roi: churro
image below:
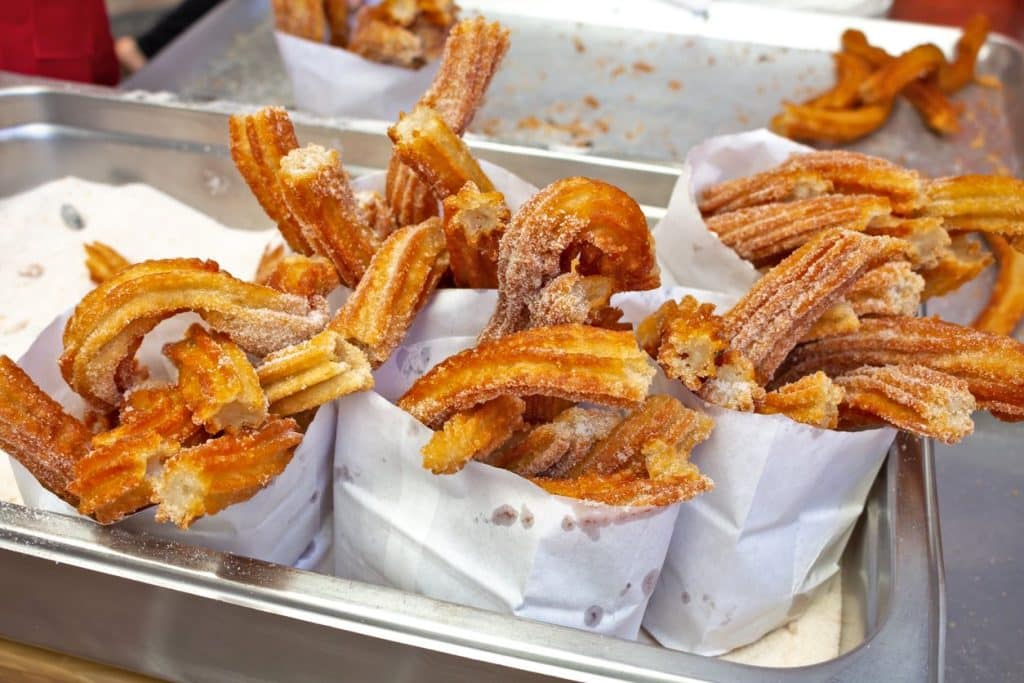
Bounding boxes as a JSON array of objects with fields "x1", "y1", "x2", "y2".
[{"x1": 421, "y1": 395, "x2": 525, "y2": 474}]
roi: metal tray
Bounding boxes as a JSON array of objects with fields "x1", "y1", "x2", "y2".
[{"x1": 0, "y1": 84, "x2": 943, "y2": 682}]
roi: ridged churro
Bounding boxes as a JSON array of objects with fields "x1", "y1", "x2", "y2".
[
  {"x1": 757, "y1": 371, "x2": 844, "y2": 429},
  {"x1": 84, "y1": 242, "x2": 131, "y2": 285},
  {"x1": 421, "y1": 395, "x2": 525, "y2": 474}
]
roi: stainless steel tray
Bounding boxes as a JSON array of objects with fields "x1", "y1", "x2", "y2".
[
  {"x1": 126, "y1": 0, "x2": 1023, "y2": 176},
  {"x1": 0, "y1": 84, "x2": 943, "y2": 682}
]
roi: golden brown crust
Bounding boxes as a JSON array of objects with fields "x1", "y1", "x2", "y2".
[
  {"x1": 706, "y1": 194, "x2": 892, "y2": 266},
  {"x1": 84, "y1": 242, "x2": 131, "y2": 285},
  {"x1": 780, "y1": 150, "x2": 923, "y2": 215},
  {"x1": 388, "y1": 105, "x2": 496, "y2": 201},
  {"x1": 723, "y1": 229, "x2": 906, "y2": 384},
  {"x1": 865, "y1": 216, "x2": 950, "y2": 269},
  {"x1": 495, "y1": 406, "x2": 620, "y2": 476},
  {"x1": 257, "y1": 329, "x2": 373, "y2": 415},
  {"x1": 398, "y1": 324, "x2": 655, "y2": 428},
  {"x1": 529, "y1": 467, "x2": 713, "y2": 508},
  {"x1": 920, "y1": 234, "x2": 993, "y2": 299},
  {"x1": 355, "y1": 190, "x2": 399, "y2": 243},
  {"x1": 480, "y1": 177, "x2": 658, "y2": 341},
  {"x1": 527, "y1": 272, "x2": 620, "y2": 330},
  {"x1": 270, "y1": 0, "x2": 326, "y2": 41},
  {"x1": 323, "y1": 0, "x2": 349, "y2": 47},
  {"x1": 757, "y1": 371, "x2": 844, "y2": 429},
  {"x1": 781, "y1": 315, "x2": 1024, "y2": 421},
  {"x1": 801, "y1": 301, "x2": 860, "y2": 343},
  {"x1": 154, "y1": 417, "x2": 303, "y2": 529},
  {"x1": 60, "y1": 258, "x2": 329, "y2": 408},
  {"x1": 847, "y1": 261, "x2": 924, "y2": 317},
  {"x1": 835, "y1": 364, "x2": 975, "y2": 443},
  {"x1": 349, "y1": 6, "x2": 426, "y2": 68},
  {"x1": 255, "y1": 252, "x2": 341, "y2": 299},
  {"x1": 441, "y1": 182, "x2": 509, "y2": 288},
  {"x1": 973, "y1": 235, "x2": 1024, "y2": 336},
  {"x1": 637, "y1": 296, "x2": 727, "y2": 391},
  {"x1": 329, "y1": 218, "x2": 448, "y2": 367},
  {"x1": 770, "y1": 101, "x2": 893, "y2": 145},
  {"x1": 277, "y1": 144, "x2": 379, "y2": 288},
  {"x1": 163, "y1": 324, "x2": 268, "y2": 434},
  {"x1": 696, "y1": 349, "x2": 766, "y2": 412},
  {"x1": 805, "y1": 51, "x2": 873, "y2": 110},
  {"x1": 567, "y1": 395, "x2": 713, "y2": 478},
  {"x1": 922, "y1": 176, "x2": 1024, "y2": 234},
  {"x1": 858, "y1": 44, "x2": 945, "y2": 105},
  {"x1": 386, "y1": 18, "x2": 510, "y2": 225},
  {"x1": 699, "y1": 169, "x2": 833, "y2": 217},
  {"x1": 229, "y1": 108, "x2": 312, "y2": 255},
  {"x1": 937, "y1": 14, "x2": 989, "y2": 93},
  {"x1": 0, "y1": 356, "x2": 91, "y2": 505},
  {"x1": 421, "y1": 395, "x2": 525, "y2": 474}
]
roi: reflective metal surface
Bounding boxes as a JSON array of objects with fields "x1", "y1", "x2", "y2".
[{"x1": 0, "y1": 85, "x2": 942, "y2": 682}]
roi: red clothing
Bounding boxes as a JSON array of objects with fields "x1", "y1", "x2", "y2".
[{"x1": 0, "y1": 0, "x2": 118, "y2": 85}]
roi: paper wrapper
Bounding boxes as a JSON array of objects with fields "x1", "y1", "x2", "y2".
[
  {"x1": 275, "y1": 31, "x2": 439, "y2": 119},
  {"x1": 638, "y1": 130, "x2": 897, "y2": 654},
  {"x1": 11, "y1": 312, "x2": 335, "y2": 569}
]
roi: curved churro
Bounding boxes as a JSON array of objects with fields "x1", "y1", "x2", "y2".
[
  {"x1": 698, "y1": 169, "x2": 833, "y2": 217},
  {"x1": 480, "y1": 177, "x2": 657, "y2": 341},
  {"x1": 858, "y1": 43, "x2": 945, "y2": 105},
  {"x1": 154, "y1": 417, "x2": 303, "y2": 528},
  {"x1": 805, "y1": 51, "x2": 873, "y2": 110},
  {"x1": 530, "y1": 468, "x2": 712, "y2": 507},
  {"x1": 771, "y1": 101, "x2": 892, "y2": 145},
  {"x1": 60, "y1": 258, "x2": 329, "y2": 408},
  {"x1": 938, "y1": 14, "x2": 990, "y2": 93},
  {"x1": 398, "y1": 324, "x2": 655, "y2": 428},
  {"x1": 973, "y1": 235, "x2": 1024, "y2": 335}
]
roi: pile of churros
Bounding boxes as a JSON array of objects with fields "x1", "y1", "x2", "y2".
[
  {"x1": 771, "y1": 15, "x2": 991, "y2": 142},
  {"x1": 271, "y1": 0, "x2": 458, "y2": 68},
  {"x1": 688, "y1": 149, "x2": 1024, "y2": 442}
]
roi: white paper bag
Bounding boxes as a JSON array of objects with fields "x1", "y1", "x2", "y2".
[
  {"x1": 275, "y1": 31, "x2": 440, "y2": 120},
  {"x1": 12, "y1": 311, "x2": 336, "y2": 568},
  {"x1": 332, "y1": 387, "x2": 682, "y2": 639},
  {"x1": 637, "y1": 130, "x2": 898, "y2": 654}
]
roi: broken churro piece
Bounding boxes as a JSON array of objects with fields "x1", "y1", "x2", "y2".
[
  {"x1": 164, "y1": 324, "x2": 268, "y2": 434},
  {"x1": 847, "y1": 261, "x2": 924, "y2": 317},
  {"x1": 758, "y1": 372, "x2": 844, "y2": 429},
  {"x1": 84, "y1": 242, "x2": 131, "y2": 284},
  {"x1": 421, "y1": 395, "x2": 525, "y2": 474},
  {"x1": 154, "y1": 417, "x2": 303, "y2": 529},
  {"x1": 835, "y1": 365, "x2": 975, "y2": 443},
  {"x1": 441, "y1": 182, "x2": 509, "y2": 288},
  {"x1": 637, "y1": 296, "x2": 727, "y2": 391},
  {"x1": 920, "y1": 234, "x2": 993, "y2": 299}
]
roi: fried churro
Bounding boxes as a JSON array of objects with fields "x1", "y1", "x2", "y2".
[
  {"x1": 255, "y1": 252, "x2": 341, "y2": 299},
  {"x1": 920, "y1": 234, "x2": 993, "y2": 299},
  {"x1": 154, "y1": 417, "x2": 303, "y2": 528},
  {"x1": 865, "y1": 216, "x2": 950, "y2": 269},
  {"x1": 421, "y1": 395, "x2": 525, "y2": 474},
  {"x1": 441, "y1": 181, "x2": 509, "y2": 288},
  {"x1": 527, "y1": 272, "x2": 620, "y2": 330},
  {"x1": 922, "y1": 175, "x2": 1024, "y2": 236},
  {"x1": 398, "y1": 324, "x2": 654, "y2": 428},
  {"x1": 229, "y1": 107, "x2": 311, "y2": 254},
  {"x1": 0, "y1": 356, "x2": 90, "y2": 505},
  {"x1": 780, "y1": 151, "x2": 923, "y2": 215},
  {"x1": 858, "y1": 43, "x2": 945, "y2": 105},
  {"x1": 257, "y1": 330, "x2": 373, "y2": 416},
  {"x1": 164, "y1": 324, "x2": 268, "y2": 434},
  {"x1": 781, "y1": 315, "x2": 1024, "y2": 421},
  {"x1": 757, "y1": 371, "x2": 844, "y2": 429},
  {"x1": 723, "y1": 229, "x2": 906, "y2": 384},
  {"x1": 60, "y1": 258, "x2": 329, "y2": 408},
  {"x1": 805, "y1": 51, "x2": 873, "y2": 110},
  {"x1": 270, "y1": 0, "x2": 325, "y2": 42},
  {"x1": 84, "y1": 242, "x2": 131, "y2": 285},
  {"x1": 835, "y1": 364, "x2": 975, "y2": 443},
  {"x1": 847, "y1": 261, "x2": 924, "y2": 317},
  {"x1": 705, "y1": 194, "x2": 891, "y2": 266},
  {"x1": 698, "y1": 169, "x2": 833, "y2": 217},
  {"x1": 480, "y1": 177, "x2": 657, "y2": 341},
  {"x1": 496, "y1": 406, "x2": 620, "y2": 476},
  {"x1": 386, "y1": 18, "x2": 510, "y2": 225},
  {"x1": 770, "y1": 101, "x2": 893, "y2": 145},
  {"x1": 973, "y1": 235, "x2": 1024, "y2": 335},
  {"x1": 278, "y1": 144, "x2": 379, "y2": 288},
  {"x1": 938, "y1": 14, "x2": 990, "y2": 93},
  {"x1": 388, "y1": 104, "x2": 495, "y2": 200},
  {"x1": 329, "y1": 218, "x2": 448, "y2": 367},
  {"x1": 637, "y1": 296, "x2": 726, "y2": 391},
  {"x1": 530, "y1": 467, "x2": 712, "y2": 507}
]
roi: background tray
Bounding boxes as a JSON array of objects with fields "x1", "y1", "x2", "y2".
[{"x1": 0, "y1": 83, "x2": 942, "y2": 682}]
